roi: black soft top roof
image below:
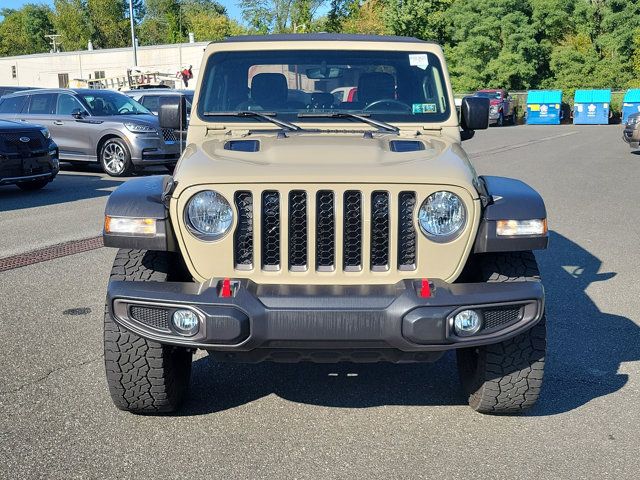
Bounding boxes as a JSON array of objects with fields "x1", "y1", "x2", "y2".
[{"x1": 221, "y1": 33, "x2": 436, "y2": 45}]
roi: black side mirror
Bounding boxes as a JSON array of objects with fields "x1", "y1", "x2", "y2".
[
  {"x1": 71, "y1": 108, "x2": 86, "y2": 119},
  {"x1": 461, "y1": 96, "x2": 490, "y2": 131},
  {"x1": 158, "y1": 95, "x2": 187, "y2": 131}
]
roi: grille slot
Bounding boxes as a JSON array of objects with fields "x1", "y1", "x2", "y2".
[
  {"x1": 234, "y1": 191, "x2": 253, "y2": 269},
  {"x1": 130, "y1": 306, "x2": 170, "y2": 331},
  {"x1": 261, "y1": 191, "x2": 281, "y2": 270},
  {"x1": 482, "y1": 306, "x2": 523, "y2": 331},
  {"x1": 316, "y1": 191, "x2": 335, "y2": 271},
  {"x1": 288, "y1": 190, "x2": 308, "y2": 270},
  {"x1": 398, "y1": 191, "x2": 417, "y2": 270},
  {"x1": 370, "y1": 191, "x2": 390, "y2": 270},
  {"x1": 343, "y1": 190, "x2": 363, "y2": 271}
]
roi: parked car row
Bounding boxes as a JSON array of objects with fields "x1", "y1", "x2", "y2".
[{"x1": 0, "y1": 88, "x2": 189, "y2": 183}]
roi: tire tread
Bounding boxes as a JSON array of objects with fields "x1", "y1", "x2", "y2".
[{"x1": 104, "y1": 249, "x2": 191, "y2": 414}]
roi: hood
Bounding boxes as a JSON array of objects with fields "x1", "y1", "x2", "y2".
[
  {"x1": 489, "y1": 99, "x2": 502, "y2": 106},
  {"x1": 173, "y1": 131, "x2": 479, "y2": 197},
  {"x1": 92, "y1": 113, "x2": 159, "y2": 126},
  {"x1": 0, "y1": 119, "x2": 41, "y2": 132}
]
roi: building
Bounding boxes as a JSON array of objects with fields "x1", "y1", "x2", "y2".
[{"x1": 0, "y1": 42, "x2": 208, "y2": 91}]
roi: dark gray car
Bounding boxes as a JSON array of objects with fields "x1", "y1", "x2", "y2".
[{"x1": 0, "y1": 88, "x2": 181, "y2": 176}]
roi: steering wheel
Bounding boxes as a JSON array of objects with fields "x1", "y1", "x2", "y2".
[
  {"x1": 364, "y1": 99, "x2": 411, "y2": 112},
  {"x1": 118, "y1": 106, "x2": 132, "y2": 114}
]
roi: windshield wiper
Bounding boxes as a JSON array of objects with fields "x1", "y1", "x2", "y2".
[
  {"x1": 297, "y1": 112, "x2": 399, "y2": 133},
  {"x1": 203, "y1": 111, "x2": 303, "y2": 132}
]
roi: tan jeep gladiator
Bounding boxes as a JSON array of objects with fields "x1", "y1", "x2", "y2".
[{"x1": 102, "y1": 34, "x2": 548, "y2": 415}]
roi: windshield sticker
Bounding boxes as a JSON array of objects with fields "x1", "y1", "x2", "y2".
[
  {"x1": 412, "y1": 103, "x2": 437, "y2": 114},
  {"x1": 409, "y1": 54, "x2": 429, "y2": 70}
]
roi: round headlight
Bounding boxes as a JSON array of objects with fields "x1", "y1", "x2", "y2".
[
  {"x1": 185, "y1": 190, "x2": 233, "y2": 240},
  {"x1": 418, "y1": 191, "x2": 466, "y2": 241}
]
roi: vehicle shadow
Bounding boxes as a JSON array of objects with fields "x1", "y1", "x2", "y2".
[
  {"x1": 0, "y1": 172, "x2": 124, "y2": 212},
  {"x1": 182, "y1": 230, "x2": 639, "y2": 416}
]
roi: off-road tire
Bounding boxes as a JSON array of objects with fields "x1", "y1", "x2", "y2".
[
  {"x1": 457, "y1": 251, "x2": 546, "y2": 414},
  {"x1": 104, "y1": 249, "x2": 192, "y2": 414},
  {"x1": 17, "y1": 179, "x2": 49, "y2": 190}
]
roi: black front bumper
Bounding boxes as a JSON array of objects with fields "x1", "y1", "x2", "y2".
[
  {"x1": 108, "y1": 279, "x2": 544, "y2": 363},
  {"x1": 0, "y1": 148, "x2": 59, "y2": 186}
]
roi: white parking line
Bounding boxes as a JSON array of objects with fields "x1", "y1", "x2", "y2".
[{"x1": 469, "y1": 131, "x2": 579, "y2": 158}]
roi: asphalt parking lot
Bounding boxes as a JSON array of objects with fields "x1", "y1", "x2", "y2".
[{"x1": 1, "y1": 124, "x2": 639, "y2": 479}]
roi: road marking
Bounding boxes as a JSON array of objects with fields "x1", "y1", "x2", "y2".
[
  {"x1": 469, "y1": 131, "x2": 579, "y2": 158},
  {"x1": 0, "y1": 236, "x2": 103, "y2": 272}
]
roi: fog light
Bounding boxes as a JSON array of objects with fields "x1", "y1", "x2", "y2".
[
  {"x1": 453, "y1": 310, "x2": 482, "y2": 336},
  {"x1": 172, "y1": 309, "x2": 199, "y2": 336}
]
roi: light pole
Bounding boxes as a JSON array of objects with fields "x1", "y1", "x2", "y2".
[{"x1": 129, "y1": 0, "x2": 137, "y2": 66}]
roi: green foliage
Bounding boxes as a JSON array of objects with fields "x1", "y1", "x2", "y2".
[
  {"x1": 52, "y1": 0, "x2": 93, "y2": 52},
  {"x1": 340, "y1": 0, "x2": 389, "y2": 35},
  {"x1": 183, "y1": 1, "x2": 244, "y2": 41},
  {"x1": 2, "y1": 0, "x2": 640, "y2": 95},
  {"x1": 325, "y1": 0, "x2": 350, "y2": 33},
  {"x1": 0, "y1": 5, "x2": 54, "y2": 56},
  {"x1": 86, "y1": 0, "x2": 129, "y2": 48},
  {"x1": 384, "y1": 0, "x2": 453, "y2": 44}
]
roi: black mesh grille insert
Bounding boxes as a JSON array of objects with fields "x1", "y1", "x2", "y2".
[
  {"x1": 130, "y1": 306, "x2": 170, "y2": 331},
  {"x1": 482, "y1": 306, "x2": 522, "y2": 331},
  {"x1": 161, "y1": 128, "x2": 178, "y2": 142},
  {"x1": 316, "y1": 191, "x2": 335, "y2": 270},
  {"x1": 261, "y1": 191, "x2": 280, "y2": 269},
  {"x1": 234, "y1": 191, "x2": 253, "y2": 268},
  {"x1": 370, "y1": 191, "x2": 390, "y2": 269},
  {"x1": 2, "y1": 132, "x2": 45, "y2": 151},
  {"x1": 398, "y1": 192, "x2": 417, "y2": 269},
  {"x1": 343, "y1": 191, "x2": 362, "y2": 270},
  {"x1": 288, "y1": 190, "x2": 308, "y2": 269}
]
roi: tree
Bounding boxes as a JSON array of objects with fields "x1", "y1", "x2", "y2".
[
  {"x1": 384, "y1": 0, "x2": 453, "y2": 44},
  {"x1": 340, "y1": 0, "x2": 389, "y2": 35},
  {"x1": 138, "y1": 0, "x2": 183, "y2": 44},
  {"x1": 445, "y1": 0, "x2": 545, "y2": 91},
  {"x1": 183, "y1": 0, "x2": 244, "y2": 41},
  {"x1": 239, "y1": 0, "x2": 324, "y2": 33},
  {"x1": 52, "y1": 0, "x2": 93, "y2": 51},
  {"x1": 0, "y1": 5, "x2": 54, "y2": 56},
  {"x1": 86, "y1": 0, "x2": 129, "y2": 48},
  {"x1": 325, "y1": 0, "x2": 350, "y2": 32}
]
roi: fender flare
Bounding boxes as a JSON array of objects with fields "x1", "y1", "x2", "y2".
[
  {"x1": 103, "y1": 175, "x2": 177, "y2": 251},
  {"x1": 473, "y1": 176, "x2": 548, "y2": 253}
]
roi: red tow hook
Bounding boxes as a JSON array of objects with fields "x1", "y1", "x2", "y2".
[
  {"x1": 220, "y1": 278, "x2": 233, "y2": 298},
  {"x1": 419, "y1": 278, "x2": 432, "y2": 298}
]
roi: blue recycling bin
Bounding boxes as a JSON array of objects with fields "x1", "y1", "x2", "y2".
[
  {"x1": 526, "y1": 90, "x2": 562, "y2": 125},
  {"x1": 573, "y1": 89, "x2": 610, "y2": 124},
  {"x1": 622, "y1": 89, "x2": 640, "y2": 123}
]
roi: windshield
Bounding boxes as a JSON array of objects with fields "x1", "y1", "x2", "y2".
[
  {"x1": 198, "y1": 50, "x2": 451, "y2": 124},
  {"x1": 80, "y1": 91, "x2": 151, "y2": 116},
  {"x1": 476, "y1": 91, "x2": 502, "y2": 99}
]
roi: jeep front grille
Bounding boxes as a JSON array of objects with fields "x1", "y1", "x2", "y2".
[{"x1": 233, "y1": 188, "x2": 418, "y2": 273}]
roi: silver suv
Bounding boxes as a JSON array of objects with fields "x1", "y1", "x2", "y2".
[{"x1": 0, "y1": 88, "x2": 181, "y2": 176}]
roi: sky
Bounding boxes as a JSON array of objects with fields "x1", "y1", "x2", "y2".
[{"x1": 1, "y1": 1, "x2": 245, "y2": 23}]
